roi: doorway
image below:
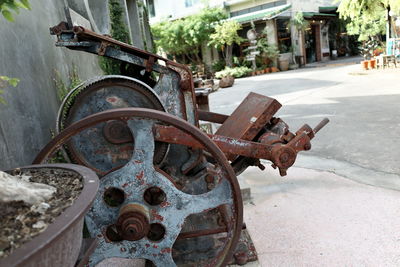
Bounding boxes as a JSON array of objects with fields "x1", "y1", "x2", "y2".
[{"x1": 305, "y1": 24, "x2": 321, "y2": 63}]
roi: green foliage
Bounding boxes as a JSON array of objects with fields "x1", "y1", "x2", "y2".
[
  {"x1": 257, "y1": 38, "x2": 279, "y2": 60},
  {"x1": 360, "y1": 39, "x2": 380, "y2": 59},
  {"x1": 209, "y1": 20, "x2": 244, "y2": 48},
  {"x1": 209, "y1": 20, "x2": 244, "y2": 67},
  {"x1": 212, "y1": 59, "x2": 226, "y2": 72},
  {"x1": 0, "y1": 0, "x2": 30, "y2": 21},
  {"x1": 47, "y1": 130, "x2": 68, "y2": 163},
  {"x1": 151, "y1": 7, "x2": 227, "y2": 63},
  {"x1": 53, "y1": 66, "x2": 82, "y2": 102},
  {"x1": 99, "y1": 0, "x2": 131, "y2": 74},
  {"x1": 289, "y1": 12, "x2": 309, "y2": 31},
  {"x1": 0, "y1": 1, "x2": 28, "y2": 105},
  {"x1": 0, "y1": 76, "x2": 19, "y2": 105},
  {"x1": 337, "y1": 0, "x2": 387, "y2": 41},
  {"x1": 215, "y1": 66, "x2": 251, "y2": 79}
]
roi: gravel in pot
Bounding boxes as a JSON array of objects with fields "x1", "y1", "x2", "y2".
[{"x1": 0, "y1": 164, "x2": 98, "y2": 267}]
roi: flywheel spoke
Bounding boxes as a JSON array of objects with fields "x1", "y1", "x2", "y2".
[{"x1": 127, "y1": 118, "x2": 156, "y2": 169}]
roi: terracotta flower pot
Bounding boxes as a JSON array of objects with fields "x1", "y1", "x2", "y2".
[
  {"x1": 369, "y1": 59, "x2": 376, "y2": 69},
  {"x1": 362, "y1": 60, "x2": 369, "y2": 70},
  {"x1": 270, "y1": 67, "x2": 279, "y2": 73},
  {"x1": 265, "y1": 68, "x2": 270, "y2": 73}
]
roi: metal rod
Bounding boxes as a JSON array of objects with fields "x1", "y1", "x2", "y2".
[{"x1": 313, "y1": 118, "x2": 329, "y2": 134}]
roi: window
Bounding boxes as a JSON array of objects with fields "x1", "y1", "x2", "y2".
[
  {"x1": 146, "y1": 0, "x2": 155, "y2": 17},
  {"x1": 185, "y1": 0, "x2": 200, "y2": 8}
]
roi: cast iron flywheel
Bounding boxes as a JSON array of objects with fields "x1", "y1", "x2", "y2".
[{"x1": 34, "y1": 108, "x2": 243, "y2": 267}]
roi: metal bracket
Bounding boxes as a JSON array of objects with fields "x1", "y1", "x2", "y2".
[
  {"x1": 145, "y1": 56, "x2": 155, "y2": 73},
  {"x1": 97, "y1": 41, "x2": 110, "y2": 56}
]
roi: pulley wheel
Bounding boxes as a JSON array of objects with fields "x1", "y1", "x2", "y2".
[{"x1": 57, "y1": 76, "x2": 168, "y2": 176}]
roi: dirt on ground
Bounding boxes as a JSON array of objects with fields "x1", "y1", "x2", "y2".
[{"x1": 0, "y1": 168, "x2": 83, "y2": 258}]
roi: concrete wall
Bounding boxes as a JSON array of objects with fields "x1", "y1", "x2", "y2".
[
  {"x1": 288, "y1": 0, "x2": 336, "y2": 12},
  {"x1": 0, "y1": 0, "x2": 102, "y2": 170},
  {"x1": 228, "y1": 0, "x2": 276, "y2": 13},
  {"x1": 150, "y1": 0, "x2": 224, "y2": 24}
]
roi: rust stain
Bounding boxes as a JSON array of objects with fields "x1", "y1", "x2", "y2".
[
  {"x1": 136, "y1": 170, "x2": 144, "y2": 180},
  {"x1": 150, "y1": 209, "x2": 164, "y2": 221},
  {"x1": 160, "y1": 201, "x2": 171, "y2": 208},
  {"x1": 106, "y1": 97, "x2": 117, "y2": 103},
  {"x1": 161, "y1": 247, "x2": 171, "y2": 253}
]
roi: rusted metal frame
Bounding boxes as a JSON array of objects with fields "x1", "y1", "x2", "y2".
[
  {"x1": 72, "y1": 26, "x2": 167, "y2": 63},
  {"x1": 55, "y1": 29, "x2": 196, "y2": 125},
  {"x1": 154, "y1": 125, "x2": 274, "y2": 161},
  {"x1": 177, "y1": 223, "x2": 246, "y2": 240},
  {"x1": 198, "y1": 110, "x2": 229, "y2": 124},
  {"x1": 56, "y1": 39, "x2": 169, "y2": 75},
  {"x1": 166, "y1": 62, "x2": 199, "y2": 127}
]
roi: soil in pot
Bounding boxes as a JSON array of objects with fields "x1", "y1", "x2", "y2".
[{"x1": 0, "y1": 168, "x2": 83, "y2": 258}]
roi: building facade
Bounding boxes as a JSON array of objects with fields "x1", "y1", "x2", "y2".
[
  {"x1": 225, "y1": 0, "x2": 338, "y2": 64},
  {"x1": 148, "y1": 0, "x2": 340, "y2": 65}
]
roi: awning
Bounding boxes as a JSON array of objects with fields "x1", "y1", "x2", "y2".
[
  {"x1": 302, "y1": 12, "x2": 337, "y2": 18},
  {"x1": 319, "y1": 6, "x2": 338, "y2": 13},
  {"x1": 229, "y1": 3, "x2": 292, "y2": 24}
]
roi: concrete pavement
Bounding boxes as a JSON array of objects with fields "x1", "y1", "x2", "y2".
[
  {"x1": 241, "y1": 166, "x2": 400, "y2": 267},
  {"x1": 209, "y1": 61, "x2": 400, "y2": 266},
  {"x1": 210, "y1": 61, "x2": 400, "y2": 190}
]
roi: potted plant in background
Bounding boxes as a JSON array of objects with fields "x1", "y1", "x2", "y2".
[
  {"x1": 257, "y1": 37, "x2": 280, "y2": 73},
  {"x1": 360, "y1": 39, "x2": 379, "y2": 70}
]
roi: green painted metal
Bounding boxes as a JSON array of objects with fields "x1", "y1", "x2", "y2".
[
  {"x1": 302, "y1": 12, "x2": 337, "y2": 18},
  {"x1": 229, "y1": 3, "x2": 291, "y2": 24}
]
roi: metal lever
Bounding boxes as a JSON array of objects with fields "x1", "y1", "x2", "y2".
[{"x1": 313, "y1": 118, "x2": 329, "y2": 135}]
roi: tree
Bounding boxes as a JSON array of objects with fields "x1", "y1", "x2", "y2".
[
  {"x1": 0, "y1": 0, "x2": 30, "y2": 21},
  {"x1": 336, "y1": 0, "x2": 399, "y2": 41},
  {"x1": 209, "y1": 20, "x2": 244, "y2": 67},
  {"x1": 151, "y1": 7, "x2": 227, "y2": 64},
  {"x1": 0, "y1": 0, "x2": 29, "y2": 104}
]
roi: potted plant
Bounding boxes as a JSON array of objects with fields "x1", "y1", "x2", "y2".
[
  {"x1": 257, "y1": 38, "x2": 280, "y2": 72},
  {"x1": 361, "y1": 39, "x2": 379, "y2": 70},
  {"x1": 0, "y1": 164, "x2": 99, "y2": 267}
]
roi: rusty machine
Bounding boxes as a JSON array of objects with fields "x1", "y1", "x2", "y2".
[{"x1": 33, "y1": 20, "x2": 329, "y2": 266}]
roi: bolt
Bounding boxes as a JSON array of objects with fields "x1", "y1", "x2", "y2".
[
  {"x1": 280, "y1": 152, "x2": 289, "y2": 163},
  {"x1": 205, "y1": 174, "x2": 214, "y2": 183},
  {"x1": 304, "y1": 142, "x2": 312, "y2": 150},
  {"x1": 234, "y1": 252, "x2": 248, "y2": 265}
]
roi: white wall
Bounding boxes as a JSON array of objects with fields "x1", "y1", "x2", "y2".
[
  {"x1": 149, "y1": 0, "x2": 224, "y2": 24},
  {"x1": 288, "y1": 0, "x2": 336, "y2": 13}
]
